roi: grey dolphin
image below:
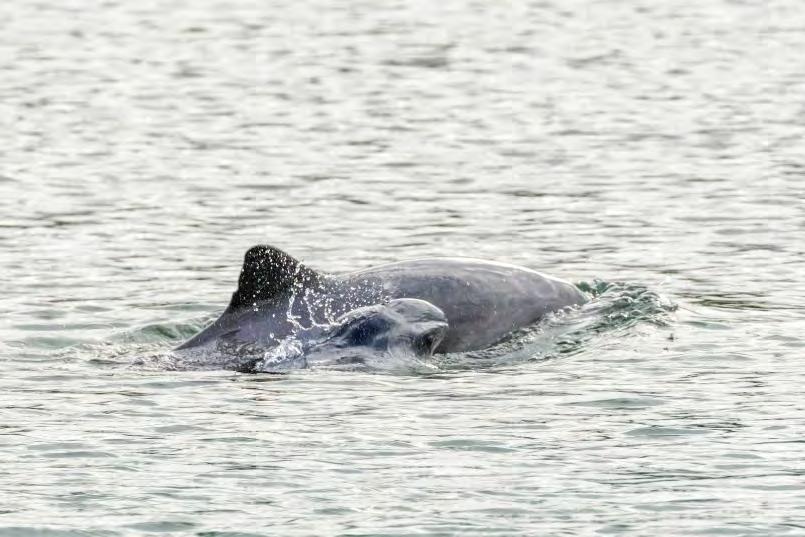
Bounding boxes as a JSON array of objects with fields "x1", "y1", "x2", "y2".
[
  {"x1": 249, "y1": 298, "x2": 448, "y2": 372},
  {"x1": 178, "y1": 245, "x2": 587, "y2": 354}
]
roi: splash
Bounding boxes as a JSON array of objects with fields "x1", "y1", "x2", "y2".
[{"x1": 252, "y1": 338, "x2": 307, "y2": 373}]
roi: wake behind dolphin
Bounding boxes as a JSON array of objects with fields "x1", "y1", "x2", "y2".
[{"x1": 175, "y1": 245, "x2": 588, "y2": 371}]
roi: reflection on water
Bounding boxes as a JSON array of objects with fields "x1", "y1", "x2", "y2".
[{"x1": 2, "y1": 0, "x2": 804, "y2": 535}]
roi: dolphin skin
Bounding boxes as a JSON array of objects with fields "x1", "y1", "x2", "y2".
[{"x1": 178, "y1": 245, "x2": 588, "y2": 360}]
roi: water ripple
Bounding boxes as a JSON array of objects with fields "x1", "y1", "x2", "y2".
[{"x1": 2, "y1": 0, "x2": 804, "y2": 535}]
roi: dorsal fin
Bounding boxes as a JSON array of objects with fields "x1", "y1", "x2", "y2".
[{"x1": 226, "y1": 245, "x2": 320, "y2": 312}]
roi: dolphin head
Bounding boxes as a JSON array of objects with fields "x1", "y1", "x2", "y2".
[
  {"x1": 327, "y1": 298, "x2": 448, "y2": 358},
  {"x1": 253, "y1": 298, "x2": 448, "y2": 372}
]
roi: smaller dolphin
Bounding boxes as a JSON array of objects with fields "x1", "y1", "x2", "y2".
[{"x1": 249, "y1": 298, "x2": 448, "y2": 373}]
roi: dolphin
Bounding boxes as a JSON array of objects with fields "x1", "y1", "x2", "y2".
[
  {"x1": 246, "y1": 298, "x2": 448, "y2": 373},
  {"x1": 178, "y1": 245, "x2": 587, "y2": 359}
]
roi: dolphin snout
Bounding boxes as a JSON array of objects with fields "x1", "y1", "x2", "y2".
[{"x1": 414, "y1": 322, "x2": 448, "y2": 356}]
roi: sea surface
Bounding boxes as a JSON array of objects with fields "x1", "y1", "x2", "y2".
[{"x1": 1, "y1": 0, "x2": 804, "y2": 535}]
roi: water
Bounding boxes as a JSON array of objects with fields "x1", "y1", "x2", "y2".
[{"x1": 1, "y1": 0, "x2": 804, "y2": 534}]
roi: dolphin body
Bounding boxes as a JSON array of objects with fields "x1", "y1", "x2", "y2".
[{"x1": 178, "y1": 245, "x2": 587, "y2": 360}]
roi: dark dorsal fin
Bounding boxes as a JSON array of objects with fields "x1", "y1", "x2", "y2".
[{"x1": 226, "y1": 245, "x2": 321, "y2": 312}]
